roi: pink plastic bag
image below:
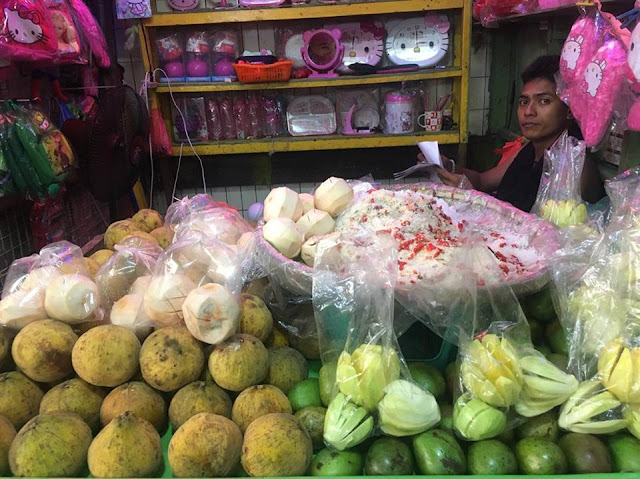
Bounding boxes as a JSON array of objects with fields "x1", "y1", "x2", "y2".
[
  {"x1": 0, "y1": 0, "x2": 58, "y2": 62},
  {"x1": 150, "y1": 107, "x2": 171, "y2": 156},
  {"x1": 66, "y1": 0, "x2": 110, "y2": 68},
  {"x1": 560, "y1": 16, "x2": 598, "y2": 91},
  {"x1": 44, "y1": 0, "x2": 84, "y2": 64}
]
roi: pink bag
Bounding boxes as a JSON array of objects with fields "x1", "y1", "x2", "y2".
[
  {"x1": 560, "y1": 16, "x2": 598, "y2": 88},
  {"x1": 0, "y1": 0, "x2": 58, "y2": 62},
  {"x1": 66, "y1": 0, "x2": 110, "y2": 68},
  {"x1": 150, "y1": 107, "x2": 171, "y2": 156}
]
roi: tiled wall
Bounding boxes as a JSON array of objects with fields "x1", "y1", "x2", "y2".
[{"x1": 468, "y1": 32, "x2": 492, "y2": 136}]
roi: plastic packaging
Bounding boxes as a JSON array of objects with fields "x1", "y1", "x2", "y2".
[
  {"x1": 165, "y1": 193, "x2": 232, "y2": 229},
  {"x1": 138, "y1": 231, "x2": 242, "y2": 342},
  {"x1": 156, "y1": 33, "x2": 185, "y2": 81},
  {"x1": 205, "y1": 97, "x2": 223, "y2": 141},
  {"x1": 185, "y1": 31, "x2": 210, "y2": 81},
  {"x1": 472, "y1": 0, "x2": 536, "y2": 26},
  {"x1": 531, "y1": 132, "x2": 588, "y2": 228},
  {"x1": 312, "y1": 232, "x2": 440, "y2": 449},
  {"x1": 45, "y1": 0, "x2": 83, "y2": 64},
  {"x1": 247, "y1": 93, "x2": 263, "y2": 139},
  {"x1": 210, "y1": 30, "x2": 239, "y2": 79},
  {"x1": 172, "y1": 96, "x2": 208, "y2": 142},
  {"x1": 233, "y1": 95, "x2": 249, "y2": 140},
  {"x1": 173, "y1": 205, "x2": 253, "y2": 245},
  {"x1": 262, "y1": 96, "x2": 282, "y2": 137},
  {"x1": 0, "y1": 0, "x2": 58, "y2": 63},
  {"x1": 286, "y1": 95, "x2": 336, "y2": 136},
  {"x1": 218, "y1": 97, "x2": 237, "y2": 140},
  {"x1": 66, "y1": 0, "x2": 110, "y2": 68},
  {"x1": 150, "y1": 107, "x2": 172, "y2": 156},
  {"x1": 0, "y1": 240, "x2": 99, "y2": 329}
]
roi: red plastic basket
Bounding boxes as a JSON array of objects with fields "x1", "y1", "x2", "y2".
[{"x1": 233, "y1": 60, "x2": 293, "y2": 83}]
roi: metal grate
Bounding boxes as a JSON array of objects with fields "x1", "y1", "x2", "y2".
[{"x1": 0, "y1": 204, "x2": 34, "y2": 288}]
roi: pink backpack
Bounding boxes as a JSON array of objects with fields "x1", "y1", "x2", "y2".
[{"x1": 0, "y1": 0, "x2": 58, "y2": 62}]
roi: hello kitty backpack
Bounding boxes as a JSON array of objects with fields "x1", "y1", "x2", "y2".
[{"x1": 0, "y1": 0, "x2": 58, "y2": 62}]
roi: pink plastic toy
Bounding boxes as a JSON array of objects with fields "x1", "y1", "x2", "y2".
[
  {"x1": 301, "y1": 28, "x2": 344, "y2": 78},
  {"x1": 0, "y1": 0, "x2": 58, "y2": 62},
  {"x1": 186, "y1": 31, "x2": 209, "y2": 79},
  {"x1": 67, "y1": 0, "x2": 110, "y2": 67},
  {"x1": 233, "y1": 97, "x2": 249, "y2": 140},
  {"x1": 157, "y1": 34, "x2": 184, "y2": 79},
  {"x1": 219, "y1": 97, "x2": 236, "y2": 140},
  {"x1": 570, "y1": 38, "x2": 628, "y2": 146}
]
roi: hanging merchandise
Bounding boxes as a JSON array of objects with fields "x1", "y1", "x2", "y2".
[
  {"x1": 0, "y1": 0, "x2": 58, "y2": 63},
  {"x1": 624, "y1": 6, "x2": 640, "y2": 131},
  {"x1": 116, "y1": 0, "x2": 151, "y2": 19},
  {"x1": 150, "y1": 107, "x2": 172, "y2": 156},
  {"x1": 559, "y1": 4, "x2": 630, "y2": 147},
  {"x1": 473, "y1": 0, "x2": 536, "y2": 26},
  {"x1": 531, "y1": 132, "x2": 588, "y2": 228},
  {"x1": 44, "y1": 0, "x2": 81, "y2": 61},
  {"x1": 66, "y1": 0, "x2": 110, "y2": 68}
]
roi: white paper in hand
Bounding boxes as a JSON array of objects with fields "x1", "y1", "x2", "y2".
[{"x1": 418, "y1": 141, "x2": 442, "y2": 167}]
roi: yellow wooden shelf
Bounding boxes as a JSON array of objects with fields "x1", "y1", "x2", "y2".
[
  {"x1": 171, "y1": 130, "x2": 460, "y2": 155},
  {"x1": 153, "y1": 67, "x2": 462, "y2": 93},
  {"x1": 145, "y1": 0, "x2": 463, "y2": 26}
]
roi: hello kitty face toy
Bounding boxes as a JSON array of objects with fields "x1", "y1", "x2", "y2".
[
  {"x1": 385, "y1": 14, "x2": 450, "y2": 68},
  {"x1": 562, "y1": 35, "x2": 583, "y2": 71},
  {"x1": 168, "y1": 0, "x2": 199, "y2": 11},
  {"x1": 0, "y1": 2, "x2": 58, "y2": 62},
  {"x1": 325, "y1": 21, "x2": 384, "y2": 74},
  {"x1": 584, "y1": 58, "x2": 605, "y2": 97},
  {"x1": 301, "y1": 28, "x2": 344, "y2": 78},
  {"x1": 560, "y1": 17, "x2": 597, "y2": 87}
]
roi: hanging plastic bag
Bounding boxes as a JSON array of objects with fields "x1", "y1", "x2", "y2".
[
  {"x1": 138, "y1": 231, "x2": 242, "y2": 345},
  {"x1": 448, "y1": 241, "x2": 578, "y2": 441},
  {"x1": 66, "y1": 0, "x2": 110, "y2": 68},
  {"x1": 531, "y1": 132, "x2": 588, "y2": 228},
  {"x1": 150, "y1": 107, "x2": 171, "y2": 156},
  {"x1": 0, "y1": 0, "x2": 58, "y2": 63},
  {"x1": 313, "y1": 232, "x2": 440, "y2": 451},
  {"x1": 43, "y1": 0, "x2": 84, "y2": 64},
  {"x1": 0, "y1": 240, "x2": 101, "y2": 329}
]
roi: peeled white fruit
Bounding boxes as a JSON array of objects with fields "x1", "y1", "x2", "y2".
[
  {"x1": 314, "y1": 177, "x2": 354, "y2": 217},
  {"x1": 263, "y1": 218, "x2": 304, "y2": 259},
  {"x1": 15, "y1": 266, "x2": 62, "y2": 293},
  {"x1": 296, "y1": 209, "x2": 335, "y2": 240},
  {"x1": 0, "y1": 289, "x2": 48, "y2": 329},
  {"x1": 263, "y1": 187, "x2": 303, "y2": 222},
  {"x1": 143, "y1": 274, "x2": 196, "y2": 326},
  {"x1": 301, "y1": 232, "x2": 341, "y2": 267},
  {"x1": 182, "y1": 283, "x2": 239, "y2": 345},
  {"x1": 110, "y1": 294, "x2": 153, "y2": 340},
  {"x1": 44, "y1": 274, "x2": 99, "y2": 323},
  {"x1": 129, "y1": 275, "x2": 151, "y2": 296},
  {"x1": 299, "y1": 193, "x2": 315, "y2": 214}
]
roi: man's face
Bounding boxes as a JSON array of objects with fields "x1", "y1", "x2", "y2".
[{"x1": 518, "y1": 78, "x2": 569, "y2": 142}]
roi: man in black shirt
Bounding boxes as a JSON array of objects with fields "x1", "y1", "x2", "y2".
[{"x1": 435, "y1": 55, "x2": 605, "y2": 212}]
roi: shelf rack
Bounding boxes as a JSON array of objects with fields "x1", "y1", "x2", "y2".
[{"x1": 139, "y1": 0, "x2": 471, "y2": 156}]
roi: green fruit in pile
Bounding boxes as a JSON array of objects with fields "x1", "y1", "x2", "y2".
[
  {"x1": 11, "y1": 319, "x2": 77, "y2": 383},
  {"x1": 169, "y1": 381, "x2": 232, "y2": 430},
  {"x1": 140, "y1": 326, "x2": 204, "y2": 392},
  {"x1": 209, "y1": 334, "x2": 269, "y2": 392},
  {"x1": 241, "y1": 413, "x2": 313, "y2": 477},
  {"x1": 88, "y1": 411, "x2": 163, "y2": 478},
  {"x1": 288, "y1": 378, "x2": 322, "y2": 411},
  {"x1": 438, "y1": 404, "x2": 453, "y2": 432},
  {"x1": 295, "y1": 406, "x2": 326, "y2": 450},
  {"x1": 528, "y1": 319, "x2": 544, "y2": 345},
  {"x1": 558, "y1": 432, "x2": 612, "y2": 473},
  {"x1": 9, "y1": 412, "x2": 92, "y2": 477},
  {"x1": 319, "y1": 362, "x2": 337, "y2": 407},
  {"x1": 364, "y1": 437, "x2": 414, "y2": 476},
  {"x1": 521, "y1": 288, "x2": 556, "y2": 323},
  {"x1": 267, "y1": 347, "x2": 309, "y2": 394},
  {"x1": 545, "y1": 321, "x2": 568, "y2": 356},
  {"x1": 100, "y1": 381, "x2": 167, "y2": 432},
  {"x1": 168, "y1": 413, "x2": 243, "y2": 477},
  {"x1": 39, "y1": 379, "x2": 105, "y2": 434},
  {"x1": 516, "y1": 411, "x2": 559, "y2": 442},
  {"x1": 72, "y1": 324, "x2": 141, "y2": 387},
  {"x1": 467, "y1": 440, "x2": 518, "y2": 475},
  {"x1": 413, "y1": 429, "x2": 466, "y2": 475},
  {"x1": 0, "y1": 371, "x2": 43, "y2": 430},
  {"x1": 444, "y1": 361, "x2": 459, "y2": 397},
  {"x1": 515, "y1": 437, "x2": 567, "y2": 475},
  {"x1": 231, "y1": 385, "x2": 292, "y2": 433},
  {"x1": 607, "y1": 434, "x2": 640, "y2": 472},
  {"x1": 408, "y1": 362, "x2": 446, "y2": 399},
  {"x1": 0, "y1": 415, "x2": 15, "y2": 476},
  {"x1": 311, "y1": 448, "x2": 364, "y2": 476}
]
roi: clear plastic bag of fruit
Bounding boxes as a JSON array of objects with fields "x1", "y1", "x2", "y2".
[
  {"x1": 531, "y1": 132, "x2": 588, "y2": 228},
  {"x1": 0, "y1": 240, "x2": 101, "y2": 329},
  {"x1": 552, "y1": 167, "x2": 640, "y2": 381},
  {"x1": 447, "y1": 240, "x2": 578, "y2": 441},
  {"x1": 94, "y1": 238, "x2": 161, "y2": 316},
  {"x1": 137, "y1": 230, "x2": 242, "y2": 344},
  {"x1": 312, "y1": 232, "x2": 441, "y2": 451},
  {"x1": 164, "y1": 193, "x2": 232, "y2": 230},
  {"x1": 174, "y1": 205, "x2": 253, "y2": 246}
]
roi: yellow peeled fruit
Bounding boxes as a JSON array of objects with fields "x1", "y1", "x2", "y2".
[
  {"x1": 88, "y1": 411, "x2": 163, "y2": 478},
  {"x1": 598, "y1": 338, "x2": 640, "y2": 403},
  {"x1": 104, "y1": 220, "x2": 141, "y2": 250},
  {"x1": 132, "y1": 209, "x2": 164, "y2": 233},
  {"x1": 11, "y1": 319, "x2": 78, "y2": 383},
  {"x1": 168, "y1": 413, "x2": 242, "y2": 478},
  {"x1": 150, "y1": 226, "x2": 174, "y2": 249},
  {"x1": 89, "y1": 249, "x2": 114, "y2": 266},
  {"x1": 241, "y1": 413, "x2": 313, "y2": 477}
]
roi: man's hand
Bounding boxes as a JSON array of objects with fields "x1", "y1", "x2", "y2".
[{"x1": 436, "y1": 167, "x2": 463, "y2": 187}]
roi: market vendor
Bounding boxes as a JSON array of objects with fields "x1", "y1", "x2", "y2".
[{"x1": 431, "y1": 55, "x2": 605, "y2": 212}]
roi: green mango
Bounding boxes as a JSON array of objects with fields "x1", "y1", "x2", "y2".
[
  {"x1": 467, "y1": 440, "x2": 518, "y2": 475},
  {"x1": 558, "y1": 433, "x2": 612, "y2": 473},
  {"x1": 413, "y1": 429, "x2": 466, "y2": 475},
  {"x1": 364, "y1": 437, "x2": 414, "y2": 476},
  {"x1": 516, "y1": 411, "x2": 559, "y2": 442},
  {"x1": 515, "y1": 437, "x2": 567, "y2": 475},
  {"x1": 311, "y1": 448, "x2": 363, "y2": 476},
  {"x1": 408, "y1": 363, "x2": 445, "y2": 399},
  {"x1": 607, "y1": 433, "x2": 640, "y2": 472}
]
